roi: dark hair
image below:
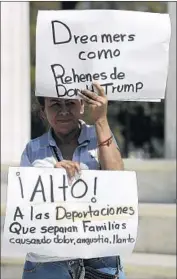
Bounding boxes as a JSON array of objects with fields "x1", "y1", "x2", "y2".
[
  {"x1": 37, "y1": 97, "x2": 45, "y2": 107},
  {"x1": 31, "y1": 96, "x2": 48, "y2": 139}
]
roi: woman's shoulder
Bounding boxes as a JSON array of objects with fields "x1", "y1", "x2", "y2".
[
  {"x1": 20, "y1": 131, "x2": 53, "y2": 166},
  {"x1": 24, "y1": 131, "x2": 49, "y2": 152}
]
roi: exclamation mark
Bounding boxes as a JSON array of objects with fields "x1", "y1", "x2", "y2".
[
  {"x1": 16, "y1": 172, "x2": 24, "y2": 199},
  {"x1": 91, "y1": 177, "x2": 97, "y2": 203}
]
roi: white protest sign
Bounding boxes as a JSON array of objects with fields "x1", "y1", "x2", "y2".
[
  {"x1": 35, "y1": 10, "x2": 171, "y2": 102},
  {"x1": 2, "y1": 167, "x2": 138, "y2": 259}
]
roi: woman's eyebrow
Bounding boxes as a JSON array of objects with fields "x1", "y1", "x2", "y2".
[
  {"x1": 49, "y1": 99, "x2": 76, "y2": 105},
  {"x1": 65, "y1": 100, "x2": 76, "y2": 103},
  {"x1": 49, "y1": 99, "x2": 61, "y2": 103}
]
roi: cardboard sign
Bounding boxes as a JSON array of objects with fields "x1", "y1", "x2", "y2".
[
  {"x1": 2, "y1": 167, "x2": 138, "y2": 259},
  {"x1": 35, "y1": 10, "x2": 171, "y2": 101}
]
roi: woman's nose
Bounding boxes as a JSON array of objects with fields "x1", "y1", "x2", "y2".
[{"x1": 58, "y1": 103, "x2": 69, "y2": 115}]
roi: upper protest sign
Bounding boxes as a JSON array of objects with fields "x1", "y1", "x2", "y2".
[{"x1": 35, "y1": 10, "x2": 171, "y2": 101}]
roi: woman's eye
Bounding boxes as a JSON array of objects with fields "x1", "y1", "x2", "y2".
[{"x1": 51, "y1": 103, "x2": 60, "y2": 107}]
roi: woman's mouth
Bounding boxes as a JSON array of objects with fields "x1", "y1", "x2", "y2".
[{"x1": 57, "y1": 119, "x2": 72, "y2": 123}]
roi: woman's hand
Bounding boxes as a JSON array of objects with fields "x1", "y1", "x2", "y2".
[
  {"x1": 55, "y1": 160, "x2": 81, "y2": 185},
  {"x1": 80, "y1": 82, "x2": 108, "y2": 124}
]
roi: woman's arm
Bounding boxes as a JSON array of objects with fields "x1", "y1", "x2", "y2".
[
  {"x1": 80, "y1": 82, "x2": 124, "y2": 171},
  {"x1": 20, "y1": 145, "x2": 32, "y2": 166},
  {"x1": 20, "y1": 144, "x2": 82, "y2": 184},
  {"x1": 95, "y1": 117, "x2": 124, "y2": 170}
]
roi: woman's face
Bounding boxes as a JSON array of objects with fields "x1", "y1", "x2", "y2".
[{"x1": 43, "y1": 98, "x2": 84, "y2": 135}]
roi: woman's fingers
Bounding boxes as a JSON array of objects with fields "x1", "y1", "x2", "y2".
[
  {"x1": 81, "y1": 89, "x2": 102, "y2": 102},
  {"x1": 78, "y1": 91, "x2": 102, "y2": 107},
  {"x1": 78, "y1": 82, "x2": 106, "y2": 106},
  {"x1": 81, "y1": 90, "x2": 99, "y2": 101},
  {"x1": 73, "y1": 161, "x2": 81, "y2": 176},
  {"x1": 61, "y1": 161, "x2": 75, "y2": 180},
  {"x1": 92, "y1": 82, "x2": 105, "y2": 97},
  {"x1": 55, "y1": 161, "x2": 81, "y2": 184}
]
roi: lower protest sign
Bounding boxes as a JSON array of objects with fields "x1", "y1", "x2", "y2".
[{"x1": 2, "y1": 167, "x2": 138, "y2": 259}]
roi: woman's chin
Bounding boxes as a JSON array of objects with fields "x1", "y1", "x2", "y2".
[
  {"x1": 55, "y1": 126, "x2": 74, "y2": 136},
  {"x1": 56, "y1": 129, "x2": 71, "y2": 135},
  {"x1": 54, "y1": 121, "x2": 78, "y2": 136}
]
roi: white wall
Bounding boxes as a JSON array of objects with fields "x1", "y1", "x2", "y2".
[
  {"x1": 1, "y1": 2, "x2": 31, "y2": 165},
  {"x1": 165, "y1": 2, "x2": 176, "y2": 158}
]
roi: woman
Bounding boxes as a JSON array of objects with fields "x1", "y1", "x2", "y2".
[{"x1": 21, "y1": 82, "x2": 125, "y2": 279}]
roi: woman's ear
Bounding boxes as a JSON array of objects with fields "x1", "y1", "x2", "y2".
[
  {"x1": 39, "y1": 106, "x2": 46, "y2": 120},
  {"x1": 80, "y1": 100, "x2": 85, "y2": 115}
]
